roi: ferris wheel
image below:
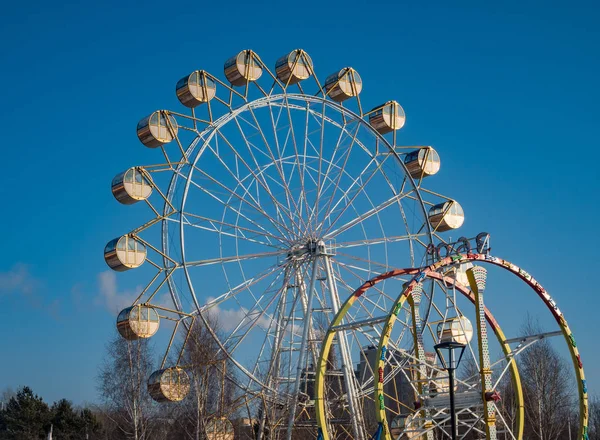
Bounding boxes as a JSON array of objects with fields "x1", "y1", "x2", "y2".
[{"x1": 105, "y1": 49, "x2": 484, "y2": 439}]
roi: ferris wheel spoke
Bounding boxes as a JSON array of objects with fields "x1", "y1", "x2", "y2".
[
  {"x1": 224, "y1": 287, "x2": 286, "y2": 357},
  {"x1": 316, "y1": 121, "x2": 361, "y2": 230},
  {"x1": 299, "y1": 98, "x2": 316, "y2": 236},
  {"x1": 270, "y1": 96, "x2": 310, "y2": 237},
  {"x1": 300, "y1": 154, "x2": 368, "y2": 236},
  {"x1": 218, "y1": 266, "x2": 287, "y2": 344},
  {"x1": 223, "y1": 269, "x2": 304, "y2": 366},
  {"x1": 310, "y1": 110, "x2": 345, "y2": 221},
  {"x1": 324, "y1": 189, "x2": 415, "y2": 240},
  {"x1": 331, "y1": 262, "x2": 396, "y2": 317},
  {"x1": 334, "y1": 267, "x2": 399, "y2": 318},
  {"x1": 235, "y1": 112, "x2": 261, "y2": 132},
  {"x1": 177, "y1": 214, "x2": 284, "y2": 249},
  {"x1": 280, "y1": 99, "x2": 319, "y2": 237},
  {"x1": 227, "y1": 113, "x2": 308, "y2": 237},
  {"x1": 180, "y1": 211, "x2": 285, "y2": 247},
  {"x1": 204, "y1": 136, "x2": 274, "y2": 209},
  {"x1": 278, "y1": 132, "x2": 309, "y2": 236},
  {"x1": 197, "y1": 262, "x2": 285, "y2": 313},
  {"x1": 212, "y1": 131, "x2": 301, "y2": 240},
  {"x1": 182, "y1": 167, "x2": 279, "y2": 236},
  {"x1": 332, "y1": 256, "x2": 390, "y2": 275},
  {"x1": 261, "y1": 102, "x2": 305, "y2": 228},
  {"x1": 332, "y1": 233, "x2": 421, "y2": 250},
  {"x1": 296, "y1": 148, "x2": 342, "y2": 229},
  {"x1": 288, "y1": 155, "x2": 321, "y2": 225},
  {"x1": 252, "y1": 285, "x2": 294, "y2": 384},
  {"x1": 223, "y1": 125, "x2": 294, "y2": 228},
  {"x1": 212, "y1": 130, "x2": 302, "y2": 240},
  {"x1": 320, "y1": 152, "x2": 394, "y2": 237},
  {"x1": 184, "y1": 249, "x2": 287, "y2": 267},
  {"x1": 186, "y1": 164, "x2": 294, "y2": 242},
  {"x1": 350, "y1": 286, "x2": 398, "y2": 319},
  {"x1": 319, "y1": 154, "x2": 380, "y2": 233},
  {"x1": 336, "y1": 253, "x2": 382, "y2": 280}
]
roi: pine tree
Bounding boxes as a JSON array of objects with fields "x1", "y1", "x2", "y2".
[
  {"x1": 51, "y1": 399, "x2": 84, "y2": 440},
  {"x1": 0, "y1": 386, "x2": 51, "y2": 439}
]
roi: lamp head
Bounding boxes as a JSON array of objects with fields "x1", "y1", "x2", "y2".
[{"x1": 433, "y1": 341, "x2": 466, "y2": 370}]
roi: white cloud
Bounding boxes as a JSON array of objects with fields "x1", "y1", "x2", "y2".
[
  {"x1": 94, "y1": 271, "x2": 141, "y2": 315},
  {"x1": 94, "y1": 271, "x2": 174, "y2": 316},
  {"x1": 0, "y1": 263, "x2": 39, "y2": 298},
  {"x1": 0, "y1": 264, "x2": 60, "y2": 319}
]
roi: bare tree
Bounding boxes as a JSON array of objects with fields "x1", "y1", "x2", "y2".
[
  {"x1": 97, "y1": 334, "x2": 156, "y2": 440},
  {"x1": 168, "y1": 318, "x2": 238, "y2": 440},
  {"x1": 589, "y1": 395, "x2": 600, "y2": 440},
  {"x1": 0, "y1": 388, "x2": 15, "y2": 412},
  {"x1": 495, "y1": 358, "x2": 524, "y2": 440},
  {"x1": 518, "y1": 316, "x2": 573, "y2": 440}
]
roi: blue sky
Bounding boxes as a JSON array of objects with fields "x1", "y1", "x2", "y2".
[{"x1": 0, "y1": 0, "x2": 598, "y2": 405}]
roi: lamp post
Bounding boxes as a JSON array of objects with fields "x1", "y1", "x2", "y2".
[{"x1": 433, "y1": 341, "x2": 466, "y2": 440}]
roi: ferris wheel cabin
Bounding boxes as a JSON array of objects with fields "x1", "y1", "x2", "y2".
[
  {"x1": 369, "y1": 101, "x2": 406, "y2": 134},
  {"x1": 205, "y1": 418, "x2": 235, "y2": 440},
  {"x1": 404, "y1": 147, "x2": 441, "y2": 179},
  {"x1": 275, "y1": 49, "x2": 313, "y2": 85},
  {"x1": 148, "y1": 367, "x2": 191, "y2": 403},
  {"x1": 437, "y1": 316, "x2": 473, "y2": 345},
  {"x1": 117, "y1": 305, "x2": 160, "y2": 340},
  {"x1": 428, "y1": 200, "x2": 464, "y2": 232},
  {"x1": 390, "y1": 414, "x2": 421, "y2": 439},
  {"x1": 104, "y1": 235, "x2": 147, "y2": 271},
  {"x1": 111, "y1": 167, "x2": 153, "y2": 205},
  {"x1": 176, "y1": 70, "x2": 217, "y2": 108},
  {"x1": 445, "y1": 262, "x2": 475, "y2": 286},
  {"x1": 137, "y1": 111, "x2": 178, "y2": 148},
  {"x1": 224, "y1": 50, "x2": 263, "y2": 86},
  {"x1": 324, "y1": 68, "x2": 362, "y2": 102}
]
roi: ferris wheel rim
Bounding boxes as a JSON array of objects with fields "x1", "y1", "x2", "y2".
[{"x1": 157, "y1": 92, "x2": 435, "y2": 398}]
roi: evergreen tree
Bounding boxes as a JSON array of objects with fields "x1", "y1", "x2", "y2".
[
  {"x1": 51, "y1": 399, "x2": 83, "y2": 440},
  {"x1": 0, "y1": 387, "x2": 103, "y2": 440},
  {"x1": 0, "y1": 386, "x2": 51, "y2": 439},
  {"x1": 79, "y1": 408, "x2": 102, "y2": 439}
]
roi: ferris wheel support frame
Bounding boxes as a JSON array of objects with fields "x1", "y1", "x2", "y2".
[
  {"x1": 286, "y1": 257, "x2": 320, "y2": 438},
  {"x1": 323, "y1": 252, "x2": 366, "y2": 440},
  {"x1": 284, "y1": 247, "x2": 366, "y2": 440}
]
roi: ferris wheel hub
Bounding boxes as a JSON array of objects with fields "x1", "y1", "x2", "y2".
[{"x1": 286, "y1": 239, "x2": 329, "y2": 260}]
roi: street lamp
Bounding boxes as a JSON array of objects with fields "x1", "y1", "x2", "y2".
[
  {"x1": 434, "y1": 315, "x2": 472, "y2": 440},
  {"x1": 433, "y1": 341, "x2": 466, "y2": 440},
  {"x1": 434, "y1": 340, "x2": 466, "y2": 440}
]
